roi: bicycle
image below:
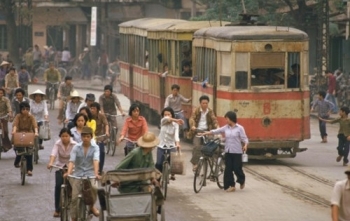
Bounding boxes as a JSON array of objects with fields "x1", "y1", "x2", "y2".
[
  {"x1": 50, "y1": 165, "x2": 71, "y2": 221},
  {"x1": 122, "y1": 138, "x2": 138, "y2": 156},
  {"x1": 15, "y1": 146, "x2": 34, "y2": 185},
  {"x1": 0, "y1": 114, "x2": 8, "y2": 160},
  {"x1": 33, "y1": 136, "x2": 39, "y2": 164},
  {"x1": 68, "y1": 175, "x2": 97, "y2": 221},
  {"x1": 61, "y1": 97, "x2": 68, "y2": 128},
  {"x1": 105, "y1": 114, "x2": 123, "y2": 156},
  {"x1": 67, "y1": 61, "x2": 82, "y2": 80},
  {"x1": 160, "y1": 147, "x2": 179, "y2": 200},
  {"x1": 193, "y1": 134, "x2": 225, "y2": 193},
  {"x1": 48, "y1": 82, "x2": 60, "y2": 110}
]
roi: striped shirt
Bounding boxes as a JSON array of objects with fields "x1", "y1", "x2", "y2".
[{"x1": 312, "y1": 99, "x2": 334, "y2": 117}]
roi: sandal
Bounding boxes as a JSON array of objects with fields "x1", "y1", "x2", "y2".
[
  {"x1": 14, "y1": 164, "x2": 20, "y2": 168},
  {"x1": 90, "y1": 207, "x2": 100, "y2": 217},
  {"x1": 53, "y1": 211, "x2": 60, "y2": 218},
  {"x1": 170, "y1": 175, "x2": 176, "y2": 181},
  {"x1": 27, "y1": 171, "x2": 33, "y2": 176}
]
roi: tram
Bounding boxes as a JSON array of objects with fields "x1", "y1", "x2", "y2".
[{"x1": 119, "y1": 18, "x2": 310, "y2": 159}]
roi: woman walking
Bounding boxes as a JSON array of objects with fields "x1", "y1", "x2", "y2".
[
  {"x1": 29, "y1": 89, "x2": 48, "y2": 150},
  {"x1": 200, "y1": 111, "x2": 248, "y2": 192}
]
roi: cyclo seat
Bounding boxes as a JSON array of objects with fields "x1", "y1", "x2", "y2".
[{"x1": 102, "y1": 168, "x2": 161, "y2": 184}]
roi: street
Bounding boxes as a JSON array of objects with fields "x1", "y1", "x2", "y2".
[{"x1": 0, "y1": 84, "x2": 344, "y2": 221}]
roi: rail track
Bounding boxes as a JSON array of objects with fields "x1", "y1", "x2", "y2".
[{"x1": 244, "y1": 165, "x2": 332, "y2": 208}]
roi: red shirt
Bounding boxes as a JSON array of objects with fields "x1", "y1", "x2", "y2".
[
  {"x1": 328, "y1": 75, "x2": 336, "y2": 93},
  {"x1": 121, "y1": 116, "x2": 148, "y2": 141}
]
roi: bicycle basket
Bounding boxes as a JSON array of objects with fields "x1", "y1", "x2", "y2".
[{"x1": 201, "y1": 139, "x2": 220, "y2": 157}]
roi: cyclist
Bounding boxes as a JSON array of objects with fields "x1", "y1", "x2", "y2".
[
  {"x1": 65, "y1": 90, "x2": 83, "y2": 130},
  {"x1": 77, "y1": 93, "x2": 95, "y2": 113},
  {"x1": 0, "y1": 61, "x2": 9, "y2": 88},
  {"x1": 18, "y1": 65, "x2": 31, "y2": 94},
  {"x1": 44, "y1": 62, "x2": 61, "y2": 99},
  {"x1": 99, "y1": 85, "x2": 125, "y2": 131},
  {"x1": 5, "y1": 67, "x2": 19, "y2": 100},
  {"x1": 29, "y1": 89, "x2": 48, "y2": 150},
  {"x1": 155, "y1": 107, "x2": 182, "y2": 181},
  {"x1": 164, "y1": 84, "x2": 191, "y2": 132},
  {"x1": 64, "y1": 126, "x2": 101, "y2": 220},
  {"x1": 57, "y1": 76, "x2": 74, "y2": 124},
  {"x1": 79, "y1": 107, "x2": 96, "y2": 139},
  {"x1": 90, "y1": 102, "x2": 109, "y2": 174},
  {"x1": 47, "y1": 128, "x2": 77, "y2": 218},
  {"x1": 12, "y1": 88, "x2": 29, "y2": 116},
  {"x1": 188, "y1": 95, "x2": 218, "y2": 172},
  {"x1": 70, "y1": 113, "x2": 88, "y2": 143},
  {"x1": 113, "y1": 132, "x2": 160, "y2": 193},
  {"x1": 118, "y1": 103, "x2": 148, "y2": 156},
  {"x1": 0, "y1": 88, "x2": 13, "y2": 152},
  {"x1": 12, "y1": 102, "x2": 38, "y2": 176}
]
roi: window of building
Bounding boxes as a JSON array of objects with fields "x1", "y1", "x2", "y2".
[{"x1": 0, "y1": 25, "x2": 6, "y2": 50}]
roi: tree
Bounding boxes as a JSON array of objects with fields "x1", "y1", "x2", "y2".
[{"x1": 0, "y1": 0, "x2": 19, "y2": 64}]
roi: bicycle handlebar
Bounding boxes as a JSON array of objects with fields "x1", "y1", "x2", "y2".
[
  {"x1": 105, "y1": 113, "x2": 124, "y2": 117},
  {"x1": 0, "y1": 114, "x2": 9, "y2": 120},
  {"x1": 68, "y1": 175, "x2": 96, "y2": 180},
  {"x1": 49, "y1": 165, "x2": 67, "y2": 172},
  {"x1": 122, "y1": 138, "x2": 137, "y2": 143}
]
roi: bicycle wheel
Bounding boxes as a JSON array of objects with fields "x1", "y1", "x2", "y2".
[
  {"x1": 49, "y1": 88, "x2": 56, "y2": 110},
  {"x1": 216, "y1": 157, "x2": 225, "y2": 189},
  {"x1": 34, "y1": 138, "x2": 39, "y2": 164},
  {"x1": 60, "y1": 185, "x2": 69, "y2": 221},
  {"x1": 21, "y1": 158, "x2": 27, "y2": 185},
  {"x1": 35, "y1": 67, "x2": 45, "y2": 82},
  {"x1": 193, "y1": 159, "x2": 206, "y2": 193},
  {"x1": 111, "y1": 127, "x2": 117, "y2": 156},
  {"x1": 77, "y1": 196, "x2": 86, "y2": 220},
  {"x1": 162, "y1": 162, "x2": 169, "y2": 200},
  {"x1": 58, "y1": 67, "x2": 67, "y2": 79},
  {"x1": 160, "y1": 205, "x2": 165, "y2": 221},
  {"x1": 68, "y1": 67, "x2": 82, "y2": 80}
]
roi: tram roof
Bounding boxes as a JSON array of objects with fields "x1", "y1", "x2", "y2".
[
  {"x1": 148, "y1": 21, "x2": 229, "y2": 32},
  {"x1": 193, "y1": 26, "x2": 308, "y2": 41},
  {"x1": 119, "y1": 18, "x2": 186, "y2": 29}
]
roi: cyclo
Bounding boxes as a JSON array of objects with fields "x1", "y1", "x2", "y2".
[{"x1": 99, "y1": 168, "x2": 165, "y2": 221}]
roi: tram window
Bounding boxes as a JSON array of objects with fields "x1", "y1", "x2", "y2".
[
  {"x1": 251, "y1": 68, "x2": 285, "y2": 86},
  {"x1": 220, "y1": 76, "x2": 231, "y2": 86},
  {"x1": 179, "y1": 41, "x2": 192, "y2": 76},
  {"x1": 287, "y1": 52, "x2": 300, "y2": 88},
  {"x1": 235, "y1": 72, "x2": 248, "y2": 89}
]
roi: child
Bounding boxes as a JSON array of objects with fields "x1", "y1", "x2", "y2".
[
  {"x1": 320, "y1": 106, "x2": 350, "y2": 166},
  {"x1": 311, "y1": 91, "x2": 334, "y2": 143}
]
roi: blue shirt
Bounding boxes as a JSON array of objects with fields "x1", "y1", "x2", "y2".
[
  {"x1": 69, "y1": 142, "x2": 100, "y2": 177},
  {"x1": 211, "y1": 124, "x2": 249, "y2": 154}
]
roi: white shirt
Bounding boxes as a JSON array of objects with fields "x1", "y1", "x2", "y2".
[
  {"x1": 61, "y1": 50, "x2": 71, "y2": 62},
  {"x1": 331, "y1": 179, "x2": 350, "y2": 221},
  {"x1": 66, "y1": 101, "x2": 82, "y2": 120},
  {"x1": 157, "y1": 117, "x2": 179, "y2": 149},
  {"x1": 197, "y1": 108, "x2": 209, "y2": 130},
  {"x1": 77, "y1": 102, "x2": 87, "y2": 113},
  {"x1": 29, "y1": 99, "x2": 48, "y2": 122}
]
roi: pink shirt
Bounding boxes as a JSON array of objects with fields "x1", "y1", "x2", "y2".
[{"x1": 50, "y1": 138, "x2": 77, "y2": 167}]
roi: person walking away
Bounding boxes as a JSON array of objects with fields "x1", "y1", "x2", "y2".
[
  {"x1": 60, "y1": 47, "x2": 71, "y2": 68},
  {"x1": 0, "y1": 61, "x2": 9, "y2": 88},
  {"x1": 24, "y1": 48, "x2": 33, "y2": 76},
  {"x1": 108, "y1": 58, "x2": 120, "y2": 91},
  {"x1": 319, "y1": 106, "x2": 350, "y2": 166},
  {"x1": 47, "y1": 128, "x2": 77, "y2": 218},
  {"x1": 118, "y1": 103, "x2": 148, "y2": 156},
  {"x1": 65, "y1": 90, "x2": 83, "y2": 130},
  {"x1": 57, "y1": 76, "x2": 74, "y2": 124},
  {"x1": 70, "y1": 113, "x2": 88, "y2": 143},
  {"x1": 29, "y1": 89, "x2": 48, "y2": 150},
  {"x1": 32, "y1": 45, "x2": 42, "y2": 76},
  {"x1": 12, "y1": 102, "x2": 38, "y2": 176},
  {"x1": 188, "y1": 95, "x2": 219, "y2": 171},
  {"x1": 99, "y1": 85, "x2": 125, "y2": 134},
  {"x1": 44, "y1": 62, "x2": 61, "y2": 99},
  {"x1": 18, "y1": 65, "x2": 31, "y2": 94},
  {"x1": 5, "y1": 67, "x2": 19, "y2": 100},
  {"x1": 331, "y1": 166, "x2": 350, "y2": 221},
  {"x1": 199, "y1": 111, "x2": 248, "y2": 192},
  {"x1": 63, "y1": 126, "x2": 101, "y2": 220},
  {"x1": 311, "y1": 91, "x2": 334, "y2": 143},
  {"x1": 12, "y1": 88, "x2": 29, "y2": 116},
  {"x1": 156, "y1": 107, "x2": 182, "y2": 181},
  {"x1": 97, "y1": 49, "x2": 109, "y2": 79},
  {"x1": 0, "y1": 88, "x2": 13, "y2": 152},
  {"x1": 164, "y1": 84, "x2": 191, "y2": 134},
  {"x1": 77, "y1": 93, "x2": 95, "y2": 113},
  {"x1": 90, "y1": 102, "x2": 109, "y2": 174},
  {"x1": 113, "y1": 132, "x2": 160, "y2": 193},
  {"x1": 325, "y1": 70, "x2": 338, "y2": 113},
  {"x1": 79, "y1": 47, "x2": 91, "y2": 80}
]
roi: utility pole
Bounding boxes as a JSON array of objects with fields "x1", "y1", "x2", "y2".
[{"x1": 316, "y1": 0, "x2": 329, "y2": 74}]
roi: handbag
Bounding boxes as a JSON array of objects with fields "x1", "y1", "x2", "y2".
[
  {"x1": 201, "y1": 139, "x2": 220, "y2": 157},
  {"x1": 170, "y1": 150, "x2": 186, "y2": 175},
  {"x1": 13, "y1": 132, "x2": 35, "y2": 147},
  {"x1": 39, "y1": 121, "x2": 51, "y2": 141},
  {"x1": 82, "y1": 179, "x2": 97, "y2": 205}
]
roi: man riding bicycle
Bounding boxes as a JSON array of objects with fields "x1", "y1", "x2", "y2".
[
  {"x1": 57, "y1": 76, "x2": 74, "y2": 124},
  {"x1": 5, "y1": 67, "x2": 19, "y2": 100},
  {"x1": 164, "y1": 84, "x2": 191, "y2": 132},
  {"x1": 44, "y1": 62, "x2": 61, "y2": 100},
  {"x1": 99, "y1": 85, "x2": 125, "y2": 129},
  {"x1": 0, "y1": 88, "x2": 13, "y2": 152}
]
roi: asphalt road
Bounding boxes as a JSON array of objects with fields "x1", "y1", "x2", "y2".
[{"x1": 0, "y1": 84, "x2": 345, "y2": 221}]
